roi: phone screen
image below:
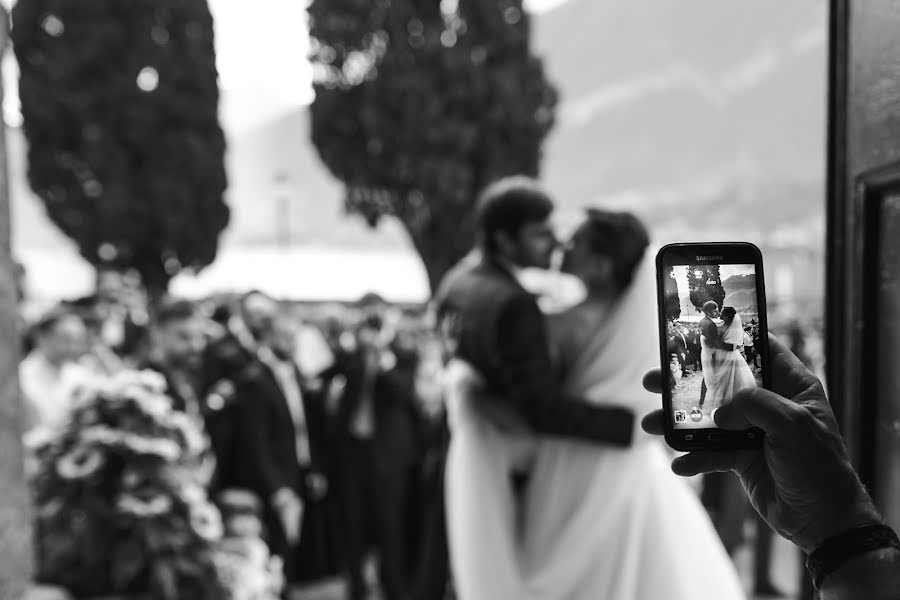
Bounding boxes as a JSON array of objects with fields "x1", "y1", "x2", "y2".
[{"x1": 662, "y1": 260, "x2": 765, "y2": 430}]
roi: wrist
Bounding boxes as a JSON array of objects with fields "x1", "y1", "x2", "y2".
[
  {"x1": 798, "y1": 465, "x2": 882, "y2": 554},
  {"x1": 816, "y1": 539, "x2": 900, "y2": 598}
]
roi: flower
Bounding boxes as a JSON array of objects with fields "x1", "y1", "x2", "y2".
[
  {"x1": 80, "y1": 425, "x2": 124, "y2": 446},
  {"x1": 190, "y1": 502, "x2": 224, "y2": 541},
  {"x1": 213, "y1": 538, "x2": 284, "y2": 600},
  {"x1": 121, "y1": 468, "x2": 143, "y2": 490},
  {"x1": 179, "y1": 482, "x2": 207, "y2": 506},
  {"x1": 165, "y1": 411, "x2": 207, "y2": 457},
  {"x1": 110, "y1": 369, "x2": 167, "y2": 395},
  {"x1": 223, "y1": 514, "x2": 264, "y2": 539},
  {"x1": 116, "y1": 493, "x2": 174, "y2": 517},
  {"x1": 119, "y1": 433, "x2": 181, "y2": 462},
  {"x1": 120, "y1": 383, "x2": 172, "y2": 421},
  {"x1": 23, "y1": 426, "x2": 59, "y2": 455},
  {"x1": 134, "y1": 370, "x2": 168, "y2": 394},
  {"x1": 56, "y1": 446, "x2": 106, "y2": 480}
]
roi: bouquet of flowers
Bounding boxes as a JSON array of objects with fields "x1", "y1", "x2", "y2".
[{"x1": 27, "y1": 370, "x2": 282, "y2": 600}]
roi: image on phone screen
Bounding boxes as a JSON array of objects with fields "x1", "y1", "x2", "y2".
[{"x1": 664, "y1": 262, "x2": 764, "y2": 430}]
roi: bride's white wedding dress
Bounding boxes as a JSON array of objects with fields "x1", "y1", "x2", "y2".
[
  {"x1": 704, "y1": 315, "x2": 758, "y2": 409},
  {"x1": 444, "y1": 260, "x2": 745, "y2": 600},
  {"x1": 521, "y1": 261, "x2": 745, "y2": 600},
  {"x1": 716, "y1": 315, "x2": 759, "y2": 400}
]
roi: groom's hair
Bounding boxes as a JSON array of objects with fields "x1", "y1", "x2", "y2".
[
  {"x1": 702, "y1": 300, "x2": 719, "y2": 315},
  {"x1": 475, "y1": 176, "x2": 553, "y2": 253}
]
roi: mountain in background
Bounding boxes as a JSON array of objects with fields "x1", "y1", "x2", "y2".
[
  {"x1": 723, "y1": 273, "x2": 756, "y2": 293},
  {"x1": 723, "y1": 273, "x2": 758, "y2": 312},
  {"x1": 533, "y1": 0, "x2": 827, "y2": 236}
]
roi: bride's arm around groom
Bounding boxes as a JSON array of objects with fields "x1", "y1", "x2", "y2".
[{"x1": 492, "y1": 293, "x2": 635, "y2": 445}]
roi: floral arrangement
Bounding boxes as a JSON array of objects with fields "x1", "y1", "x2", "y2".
[{"x1": 27, "y1": 370, "x2": 283, "y2": 600}]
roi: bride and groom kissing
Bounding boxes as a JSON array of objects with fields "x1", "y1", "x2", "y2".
[
  {"x1": 698, "y1": 301, "x2": 758, "y2": 420},
  {"x1": 433, "y1": 176, "x2": 747, "y2": 600}
]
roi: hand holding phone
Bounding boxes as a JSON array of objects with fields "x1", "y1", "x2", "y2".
[
  {"x1": 641, "y1": 334, "x2": 882, "y2": 555},
  {"x1": 655, "y1": 242, "x2": 769, "y2": 450}
]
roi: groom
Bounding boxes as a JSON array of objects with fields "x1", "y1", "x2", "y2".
[{"x1": 434, "y1": 176, "x2": 634, "y2": 445}]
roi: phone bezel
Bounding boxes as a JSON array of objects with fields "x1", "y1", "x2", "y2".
[{"x1": 656, "y1": 242, "x2": 768, "y2": 451}]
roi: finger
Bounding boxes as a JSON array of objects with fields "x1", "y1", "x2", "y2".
[
  {"x1": 715, "y1": 385, "x2": 807, "y2": 438},
  {"x1": 765, "y1": 333, "x2": 822, "y2": 398},
  {"x1": 641, "y1": 410, "x2": 666, "y2": 435},
  {"x1": 642, "y1": 369, "x2": 665, "y2": 395},
  {"x1": 671, "y1": 451, "x2": 738, "y2": 477}
]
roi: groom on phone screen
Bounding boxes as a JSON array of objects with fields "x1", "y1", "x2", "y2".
[{"x1": 434, "y1": 176, "x2": 635, "y2": 444}]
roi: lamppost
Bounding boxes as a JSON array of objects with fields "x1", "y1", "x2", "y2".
[{"x1": 273, "y1": 171, "x2": 291, "y2": 250}]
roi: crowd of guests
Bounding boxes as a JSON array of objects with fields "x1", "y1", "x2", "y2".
[
  {"x1": 17, "y1": 266, "x2": 451, "y2": 600},
  {"x1": 666, "y1": 317, "x2": 764, "y2": 381},
  {"x1": 16, "y1": 257, "x2": 888, "y2": 600}
]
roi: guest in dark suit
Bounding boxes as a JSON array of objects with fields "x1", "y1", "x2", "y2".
[
  {"x1": 685, "y1": 325, "x2": 702, "y2": 371},
  {"x1": 432, "y1": 176, "x2": 636, "y2": 444},
  {"x1": 666, "y1": 321, "x2": 688, "y2": 376},
  {"x1": 143, "y1": 299, "x2": 209, "y2": 422},
  {"x1": 74, "y1": 265, "x2": 149, "y2": 361},
  {"x1": 317, "y1": 314, "x2": 424, "y2": 600},
  {"x1": 203, "y1": 290, "x2": 278, "y2": 386},
  {"x1": 372, "y1": 329, "x2": 426, "y2": 599},
  {"x1": 233, "y1": 312, "x2": 340, "y2": 587},
  {"x1": 407, "y1": 337, "x2": 452, "y2": 600},
  {"x1": 142, "y1": 300, "x2": 219, "y2": 485},
  {"x1": 201, "y1": 291, "x2": 279, "y2": 491}
]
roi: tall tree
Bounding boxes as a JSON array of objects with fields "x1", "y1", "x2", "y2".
[
  {"x1": 688, "y1": 265, "x2": 725, "y2": 312},
  {"x1": 12, "y1": 0, "x2": 228, "y2": 300},
  {"x1": 664, "y1": 265, "x2": 681, "y2": 321},
  {"x1": 309, "y1": 0, "x2": 557, "y2": 290}
]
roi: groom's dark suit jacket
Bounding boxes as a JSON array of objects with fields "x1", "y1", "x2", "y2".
[
  {"x1": 433, "y1": 253, "x2": 634, "y2": 445},
  {"x1": 699, "y1": 317, "x2": 733, "y2": 351}
]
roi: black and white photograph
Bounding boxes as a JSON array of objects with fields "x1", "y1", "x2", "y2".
[
  {"x1": 0, "y1": 1, "x2": 898, "y2": 600},
  {"x1": 664, "y1": 264, "x2": 764, "y2": 429}
]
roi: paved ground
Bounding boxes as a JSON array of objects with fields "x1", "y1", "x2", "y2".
[{"x1": 290, "y1": 535, "x2": 802, "y2": 600}]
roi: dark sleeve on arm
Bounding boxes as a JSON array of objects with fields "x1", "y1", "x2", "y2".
[
  {"x1": 238, "y1": 383, "x2": 289, "y2": 499},
  {"x1": 700, "y1": 320, "x2": 727, "y2": 350},
  {"x1": 495, "y1": 296, "x2": 634, "y2": 446}
]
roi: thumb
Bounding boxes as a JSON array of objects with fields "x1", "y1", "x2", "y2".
[{"x1": 713, "y1": 385, "x2": 802, "y2": 437}]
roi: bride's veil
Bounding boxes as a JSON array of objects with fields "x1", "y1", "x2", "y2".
[
  {"x1": 562, "y1": 241, "x2": 662, "y2": 435},
  {"x1": 723, "y1": 312, "x2": 744, "y2": 346}
]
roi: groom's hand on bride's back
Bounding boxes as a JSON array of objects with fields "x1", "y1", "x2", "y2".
[{"x1": 640, "y1": 334, "x2": 881, "y2": 555}]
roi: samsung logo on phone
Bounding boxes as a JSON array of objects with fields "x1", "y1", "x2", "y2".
[{"x1": 696, "y1": 255, "x2": 724, "y2": 261}]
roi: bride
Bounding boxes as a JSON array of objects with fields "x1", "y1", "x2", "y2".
[
  {"x1": 444, "y1": 209, "x2": 745, "y2": 600},
  {"x1": 710, "y1": 307, "x2": 759, "y2": 407}
]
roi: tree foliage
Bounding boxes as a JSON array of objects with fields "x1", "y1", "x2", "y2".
[
  {"x1": 308, "y1": 0, "x2": 557, "y2": 289},
  {"x1": 12, "y1": 0, "x2": 228, "y2": 298},
  {"x1": 664, "y1": 265, "x2": 681, "y2": 321},
  {"x1": 688, "y1": 265, "x2": 725, "y2": 312}
]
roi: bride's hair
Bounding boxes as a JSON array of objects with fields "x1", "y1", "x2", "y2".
[{"x1": 579, "y1": 208, "x2": 649, "y2": 291}]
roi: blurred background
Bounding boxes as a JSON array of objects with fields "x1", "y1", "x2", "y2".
[
  {"x1": 5, "y1": 0, "x2": 826, "y2": 321},
  {"x1": 0, "y1": 1, "x2": 830, "y2": 599}
]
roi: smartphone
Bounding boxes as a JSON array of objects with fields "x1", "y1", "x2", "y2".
[{"x1": 655, "y1": 242, "x2": 769, "y2": 451}]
